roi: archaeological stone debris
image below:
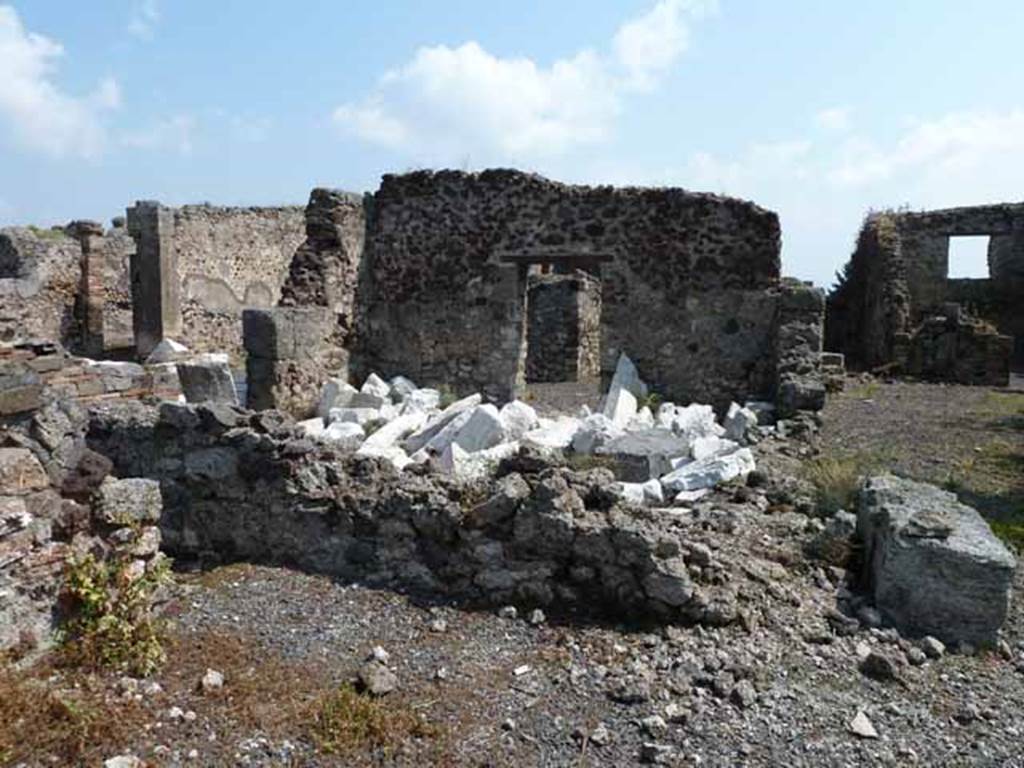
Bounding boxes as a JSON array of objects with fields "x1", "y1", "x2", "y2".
[{"x1": 0, "y1": 169, "x2": 1018, "y2": 744}]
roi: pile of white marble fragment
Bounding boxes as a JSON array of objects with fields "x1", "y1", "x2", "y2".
[{"x1": 298, "y1": 355, "x2": 766, "y2": 507}]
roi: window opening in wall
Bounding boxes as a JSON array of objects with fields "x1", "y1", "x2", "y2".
[{"x1": 947, "y1": 236, "x2": 991, "y2": 279}]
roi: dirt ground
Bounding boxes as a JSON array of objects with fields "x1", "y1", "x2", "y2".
[{"x1": 819, "y1": 377, "x2": 1024, "y2": 535}]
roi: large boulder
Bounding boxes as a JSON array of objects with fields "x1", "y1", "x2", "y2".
[{"x1": 857, "y1": 475, "x2": 1016, "y2": 646}]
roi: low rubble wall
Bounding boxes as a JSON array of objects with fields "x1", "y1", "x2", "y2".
[
  {"x1": 0, "y1": 394, "x2": 164, "y2": 654},
  {"x1": 87, "y1": 400, "x2": 741, "y2": 625},
  {"x1": 1, "y1": 341, "x2": 181, "y2": 418}
]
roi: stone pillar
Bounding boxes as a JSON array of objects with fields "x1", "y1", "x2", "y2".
[
  {"x1": 126, "y1": 202, "x2": 180, "y2": 358},
  {"x1": 775, "y1": 278, "x2": 826, "y2": 416},
  {"x1": 243, "y1": 306, "x2": 335, "y2": 416},
  {"x1": 67, "y1": 220, "x2": 106, "y2": 357}
]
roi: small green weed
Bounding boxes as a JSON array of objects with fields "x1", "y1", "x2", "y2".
[{"x1": 59, "y1": 552, "x2": 171, "y2": 677}]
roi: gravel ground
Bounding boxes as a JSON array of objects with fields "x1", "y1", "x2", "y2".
[{"x1": 8, "y1": 378, "x2": 1024, "y2": 767}]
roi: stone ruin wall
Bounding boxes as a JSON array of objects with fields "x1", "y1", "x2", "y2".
[
  {"x1": 827, "y1": 203, "x2": 1024, "y2": 380},
  {"x1": 84, "y1": 399, "x2": 747, "y2": 627},
  {"x1": 354, "y1": 170, "x2": 784, "y2": 409},
  {"x1": 525, "y1": 271, "x2": 602, "y2": 383},
  {"x1": 127, "y1": 202, "x2": 306, "y2": 361},
  {"x1": 0, "y1": 374, "x2": 166, "y2": 655},
  {"x1": 825, "y1": 214, "x2": 910, "y2": 370},
  {"x1": 0, "y1": 228, "x2": 83, "y2": 346}
]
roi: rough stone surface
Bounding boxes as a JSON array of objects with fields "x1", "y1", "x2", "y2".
[
  {"x1": 176, "y1": 356, "x2": 238, "y2": 405},
  {"x1": 857, "y1": 475, "x2": 1016, "y2": 645},
  {"x1": 828, "y1": 204, "x2": 1024, "y2": 377},
  {"x1": 354, "y1": 169, "x2": 783, "y2": 408},
  {"x1": 87, "y1": 400, "x2": 745, "y2": 625}
]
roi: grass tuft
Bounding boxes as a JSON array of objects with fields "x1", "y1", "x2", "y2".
[
  {"x1": 312, "y1": 684, "x2": 441, "y2": 758},
  {"x1": 803, "y1": 450, "x2": 892, "y2": 516}
]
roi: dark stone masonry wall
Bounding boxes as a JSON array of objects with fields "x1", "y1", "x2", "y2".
[
  {"x1": 355, "y1": 169, "x2": 783, "y2": 407},
  {"x1": 525, "y1": 271, "x2": 602, "y2": 383}
]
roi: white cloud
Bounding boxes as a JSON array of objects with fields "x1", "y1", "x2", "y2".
[
  {"x1": 614, "y1": 0, "x2": 715, "y2": 90},
  {"x1": 815, "y1": 106, "x2": 851, "y2": 132},
  {"x1": 128, "y1": 0, "x2": 160, "y2": 40},
  {"x1": 829, "y1": 110, "x2": 1024, "y2": 187},
  {"x1": 0, "y1": 5, "x2": 120, "y2": 159},
  {"x1": 332, "y1": 0, "x2": 712, "y2": 162},
  {"x1": 123, "y1": 114, "x2": 195, "y2": 155},
  {"x1": 677, "y1": 107, "x2": 1024, "y2": 287}
]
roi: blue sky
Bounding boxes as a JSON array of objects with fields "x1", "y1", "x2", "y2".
[{"x1": 2, "y1": 1, "x2": 1022, "y2": 286}]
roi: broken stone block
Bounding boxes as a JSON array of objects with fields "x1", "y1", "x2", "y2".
[
  {"x1": 422, "y1": 409, "x2": 475, "y2": 455},
  {"x1": 690, "y1": 435, "x2": 739, "y2": 462},
  {"x1": 627, "y1": 406, "x2": 655, "y2": 431},
  {"x1": 403, "y1": 388, "x2": 441, "y2": 413},
  {"x1": 857, "y1": 475, "x2": 1016, "y2": 646},
  {"x1": 614, "y1": 478, "x2": 664, "y2": 506},
  {"x1": 388, "y1": 375, "x2": 418, "y2": 402},
  {"x1": 658, "y1": 403, "x2": 724, "y2": 441},
  {"x1": 321, "y1": 421, "x2": 365, "y2": 450},
  {"x1": 453, "y1": 404, "x2": 508, "y2": 453},
  {"x1": 522, "y1": 416, "x2": 581, "y2": 450},
  {"x1": 144, "y1": 338, "x2": 190, "y2": 365},
  {"x1": 176, "y1": 355, "x2": 238, "y2": 405},
  {"x1": 360, "y1": 412, "x2": 428, "y2": 452},
  {"x1": 296, "y1": 417, "x2": 326, "y2": 439},
  {"x1": 722, "y1": 402, "x2": 758, "y2": 443},
  {"x1": 440, "y1": 440, "x2": 520, "y2": 481},
  {"x1": 328, "y1": 407, "x2": 380, "y2": 426},
  {"x1": 777, "y1": 375, "x2": 826, "y2": 417},
  {"x1": 499, "y1": 400, "x2": 539, "y2": 440},
  {"x1": 606, "y1": 353, "x2": 648, "y2": 401},
  {"x1": 405, "y1": 393, "x2": 482, "y2": 454},
  {"x1": 571, "y1": 413, "x2": 625, "y2": 454},
  {"x1": 603, "y1": 385, "x2": 638, "y2": 428},
  {"x1": 317, "y1": 378, "x2": 358, "y2": 419},
  {"x1": 93, "y1": 476, "x2": 162, "y2": 526},
  {"x1": 361, "y1": 373, "x2": 391, "y2": 400},
  {"x1": 660, "y1": 448, "x2": 755, "y2": 493},
  {"x1": 349, "y1": 391, "x2": 389, "y2": 409},
  {"x1": 673, "y1": 488, "x2": 710, "y2": 505},
  {"x1": 596, "y1": 428, "x2": 692, "y2": 481}
]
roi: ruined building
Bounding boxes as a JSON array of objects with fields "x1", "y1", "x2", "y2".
[
  {"x1": 826, "y1": 204, "x2": 1023, "y2": 385},
  {"x1": 1, "y1": 170, "x2": 827, "y2": 417}
]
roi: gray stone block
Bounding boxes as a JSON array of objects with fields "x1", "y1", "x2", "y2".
[
  {"x1": 93, "y1": 476, "x2": 162, "y2": 525},
  {"x1": 176, "y1": 356, "x2": 238, "y2": 405},
  {"x1": 857, "y1": 475, "x2": 1016, "y2": 646}
]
